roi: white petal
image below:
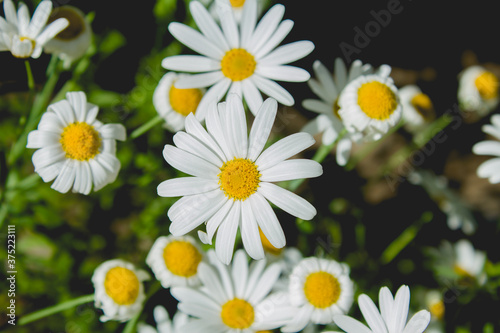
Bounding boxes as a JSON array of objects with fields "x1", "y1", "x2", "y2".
[
  {"x1": 241, "y1": 78, "x2": 264, "y2": 115},
  {"x1": 334, "y1": 315, "x2": 373, "y2": 333},
  {"x1": 256, "y1": 65, "x2": 310, "y2": 82},
  {"x1": 256, "y1": 132, "x2": 315, "y2": 170},
  {"x1": 302, "y1": 99, "x2": 334, "y2": 115},
  {"x1": 206, "y1": 199, "x2": 234, "y2": 244},
  {"x1": 191, "y1": 0, "x2": 229, "y2": 51},
  {"x1": 247, "y1": 4, "x2": 284, "y2": 52},
  {"x1": 281, "y1": 306, "x2": 313, "y2": 333},
  {"x1": 244, "y1": 259, "x2": 267, "y2": 300},
  {"x1": 205, "y1": 98, "x2": 232, "y2": 159},
  {"x1": 334, "y1": 57, "x2": 348, "y2": 89},
  {"x1": 16, "y1": 3, "x2": 30, "y2": 36},
  {"x1": 477, "y1": 158, "x2": 500, "y2": 182},
  {"x1": 197, "y1": 263, "x2": 228, "y2": 304},
  {"x1": 231, "y1": 250, "x2": 249, "y2": 297},
  {"x1": 37, "y1": 112, "x2": 64, "y2": 133},
  {"x1": 240, "y1": 201, "x2": 264, "y2": 260},
  {"x1": 391, "y1": 285, "x2": 410, "y2": 333},
  {"x1": 161, "y1": 55, "x2": 220, "y2": 72},
  {"x1": 4, "y1": 0, "x2": 18, "y2": 26},
  {"x1": 248, "y1": 262, "x2": 281, "y2": 304},
  {"x1": 168, "y1": 22, "x2": 224, "y2": 59},
  {"x1": 225, "y1": 93, "x2": 248, "y2": 158},
  {"x1": 195, "y1": 79, "x2": 231, "y2": 122},
  {"x1": 247, "y1": 98, "x2": 277, "y2": 160},
  {"x1": 215, "y1": 201, "x2": 241, "y2": 265},
  {"x1": 26, "y1": 130, "x2": 60, "y2": 148},
  {"x1": 27, "y1": 0, "x2": 52, "y2": 37},
  {"x1": 259, "y1": 41, "x2": 314, "y2": 66},
  {"x1": 32, "y1": 145, "x2": 65, "y2": 170},
  {"x1": 248, "y1": 192, "x2": 285, "y2": 248},
  {"x1": 336, "y1": 138, "x2": 352, "y2": 166},
  {"x1": 173, "y1": 131, "x2": 223, "y2": 166},
  {"x1": 163, "y1": 145, "x2": 220, "y2": 178},
  {"x1": 185, "y1": 113, "x2": 226, "y2": 161},
  {"x1": 260, "y1": 159, "x2": 322, "y2": 182},
  {"x1": 358, "y1": 294, "x2": 387, "y2": 333},
  {"x1": 239, "y1": 0, "x2": 256, "y2": 47},
  {"x1": 472, "y1": 140, "x2": 500, "y2": 157},
  {"x1": 157, "y1": 177, "x2": 219, "y2": 197},
  {"x1": 314, "y1": 60, "x2": 338, "y2": 100},
  {"x1": 66, "y1": 92, "x2": 88, "y2": 122},
  {"x1": 48, "y1": 99, "x2": 75, "y2": 126},
  {"x1": 215, "y1": 0, "x2": 238, "y2": 49},
  {"x1": 251, "y1": 74, "x2": 294, "y2": 106},
  {"x1": 258, "y1": 182, "x2": 317, "y2": 220},
  {"x1": 175, "y1": 71, "x2": 224, "y2": 89},
  {"x1": 99, "y1": 124, "x2": 126, "y2": 141},
  {"x1": 253, "y1": 19, "x2": 294, "y2": 59},
  {"x1": 51, "y1": 160, "x2": 76, "y2": 193},
  {"x1": 36, "y1": 18, "x2": 69, "y2": 47},
  {"x1": 402, "y1": 310, "x2": 431, "y2": 333}
]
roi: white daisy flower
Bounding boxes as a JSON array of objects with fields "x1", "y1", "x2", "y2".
[
  {"x1": 26, "y1": 91, "x2": 127, "y2": 195},
  {"x1": 0, "y1": 0, "x2": 68, "y2": 58},
  {"x1": 334, "y1": 285, "x2": 431, "y2": 333},
  {"x1": 145, "y1": 235, "x2": 205, "y2": 289},
  {"x1": 453, "y1": 239, "x2": 486, "y2": 282},
  {"x1": 281, "y1": 257, "x2": 354, "y2": 332},
  {"x1": 161, "y1": 0, "x2": 314, "y2": 118},
  {"x1": 157, "y1": 94, "x2": 322, "y2": 264},
  {"x1": 301, "y1": 58, "x2": 377, "y2": 166},
  {"x1": 338, "y1": 74, "x2": 402, "y2": 141},
  {"x1": 43, "y1": 5, "x2": 92, "y2": 68},
  {"x1": 398, "y1": 85, "x2": 435, "y2": 132},
  {"x1": 170, "y1": 249, "x2": 294, "y2": 332},
  {"x1": 91, "y1": 259, "x2": 150, "y2": 322},
  {"x1": 458, "y1": 65, "x2": 499, "y2": 116},
  {"x1": 205, "y1": 0, "x2": 269, "y2": 23},
  {"x1": 424, "y1": 290, "x2": 444, "y2": 322},
  {"x1": 152, "y1": 72, "x2": 205, "y2": 133},
  {"x1": 407, "y1": 169, "x2": 476, "y2": 234},
  {"x1": 472, "y1": 114, "x2": 500, "y2": 184},
  {"x1": 137, "y1": 306, "x2": 190, "y2": 333}
]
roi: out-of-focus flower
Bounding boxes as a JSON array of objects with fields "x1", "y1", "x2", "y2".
[
  {"x1": 399, "y1": 84, "x2": 435, "y2": 132},
  {"x1": 458, "y1": 65, "x2": 499, "y2": 116},
  {"x1": 472, "y1": 114, "x2": 500, "y2": 184},
  {"x1": 137, "y1": 306, "x2": 190, "y2": 333}
]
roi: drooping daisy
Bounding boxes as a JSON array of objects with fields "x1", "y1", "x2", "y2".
[
  {"x1": 407, "y1": 169, "x2": 476, "y2": 235},
  {"x1": 458, "y1": 65, "x2": 499, "y2": 116},
  {"x1": 145, "y1": 235, "x2": 205, "y2": 288},
  {"x1": 0, "y1": 0, "x2": 68, "y2": 58},
  {"x1": 472, "y1": 114, "x2": 500, "y2": 184},
  {"x1": 92, "y1": 259, "x2": 150, "y2": 322},
  {"x1": 334, "y1": 285, "x2": 431, "y2": 333},
  {"x1": 301, "y1": 58, "x2": 375, "y2": 166},
  {"x1": 158, "y1": 94, "x2": 322, "y2": 264},
  {"x1": 338, "y1": 73, "x2": 402, "y2": 141},
  {"x1": 43, "y1": 5, "x2": 92, "y2": 68},
  {"x1": 161, "y1": 0, "x2": 314, "y2": 118},
  {"x1": 137, "y1": 306, "x2": 190, "y2": 333},
  {"x1": 398, "y1": 85, "x2": 435, "y2": 132},
  {"x1": 281, "y1": 257, "x2": 354, "y2": 332},
  {"x1": 152, "y1": 72, "x2": 205, "y2": 132},
  {"x1": 26, "y1": 91, "x2": 126, "y2": 195},
  {"x1": 170, "y1": 249, "x2": 294, "y2": 332}
]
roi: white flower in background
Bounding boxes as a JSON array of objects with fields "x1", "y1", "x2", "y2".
[
  {"x1": 0, "y1": 0, "x2": 68, "y2": 58},
  {"x1": 472, "y1": 114, "x2": 500, "y2": 184},
  {"x1": 334, "y1": 285, "x2": 431, "y2": 333},
  {"x1": 146, "y1": 235, "x2": 205, "y2": 289},
  {"x1": 157, "y1": 94, "x2": 322, "y2": 264},
  {"x1": 161, "y1": 0, "x2": 314, "y2": 118},
  {"x1": 27, "y1": 91, "x2": 126, "y2": 195},
  {"x1": 170, "y1": 249, "x2": 294, "y2": 332},
  {"x1": 137, "y1": 306, "x2": 190, "y2": 333},
  {"x1": 204, "y1": 0, "x2": 269, "y2": 23},
  {"x1": 92, "y1": 259, "x2": 150, "y2": 322},
  {"x1": 338, "y1": 73, "x2": 402, "y2": 141},
  {"x1": 399, "y1": 85, "x2": 435, "y2": 132},
  {"x1": 301, "y1": 58, "x2": 376, "y2": 166},
  {"x1": 44, "y1": 5, "x2": 92, "y2": 68},
  {"x1": 281, "y1": 257, "x2": 354, "y2": 332},
  {"x1": 453, "y1": 239, "x2": 487, "y2": 283},
  {"x1": 153, "y1": 72, "x2": 205, "y2": 132},
  {"x1": 458, "y1": 65, "x2": 499, "y2": 116},
  {"x1": 407, "y1": 169, "x2": 476, "y2": 235},
  {"x1": 425, "y1": 290, "x2": 445, "y2": 323}
]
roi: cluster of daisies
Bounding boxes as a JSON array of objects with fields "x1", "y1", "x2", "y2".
[
  {"x1": 2, "y1": 0, "x2": 499, "y2": 331},
  {"x1": 92, "y1": 234, "x2": 433, "y2": 333}
]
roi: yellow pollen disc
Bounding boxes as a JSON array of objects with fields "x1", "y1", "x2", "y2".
[
  {"x1": 60, "y1": 122, "x2": 101, "y2": 161},
  {"x1": 453, "y1": 264, "x2": 474, "y2": 279},
  {"x1": 221, "y1": 298, "x2": 254, "y2": 329},
  {"x1": 357, "y1": 81, "x2": 398, "y2": 120},
  {"x1": 410, "y1": 92, "x2": 434, "y2": 119},
  {"x1": 333, "y1": 98, "x2": 341, "y2": 119},
  {"x1": 230, "y1": 0, "x2": 246, "y2": 7},
  {"x1": 218, "y1": 158, "x2": 260, "y2": 201},
  {"x1": 163, "y1": 240, "x2": 202, "y2": 277},
  {"x1": 475, "y1": 71, "x2": 499, "y2": 100},
  {"x1": 104, "y1": 267, "x2": 140, "y2": 305},
  {"x1": 304, "y1": 271, "x2": 341, "y2": 308},
  {"x1": 221, "y1": 48, "x2": 256, "y2": 81},
  {"x1": 259, "y1": 228, "x2": 282, "y2": 256},
  {"x1": 429, "y1": 300, "x2": 445, "y2": 320},
  {"x1": 48, "y1": 7, "x2": 85, "y2": 40},
  {"x1": 169, "y1": 83, "x2": 203, "y2": 116}
]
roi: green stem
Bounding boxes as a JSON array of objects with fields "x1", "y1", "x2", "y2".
[
  {"x1": 122, "y1": 281, "x2": 162, "y2": 333},
  {"x1": 288, "y1": 129, "x2": 348, "y2": 192},
  {"x1": 25, "y1": 60, "x2": 35, "y2": 92},
  {"x1": 129, "y1": 115, "x2": 164, "y2": 140},
  {"x1": 19, "y1": 294, "x2": 94, "y2": 326}
]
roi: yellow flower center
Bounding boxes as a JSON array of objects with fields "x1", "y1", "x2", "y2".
[
  {"x1": 333, "y1": 98, "x2": 341, "y2": 119},
  {"x1": 429, "y1": 300, "x2": 445, "y2": 320},
  {"x1": 221, "y1": 48, "x2": 256, "y2": 81},
  {"x1": 230, "y1": 0, "x2": 246, "y2": 7},
  {"x1": 221, "y1": 298, "x2": 255, "y2": 329},
  {"x1": 357, "y1": 81, "x2": 398, "y2": 120},
  {"x1": 475, "y1": 71, "x2": 499, "y2": 100},
  {"x1": 163, "y1": 240, "x2": 202, "y2": 277},
  {"x1": 218, "y1": 158, "x2": 260, "y2": 201},
  {"x1": 259, "y1": 228, "x2": 282, "y2": 256},
  {"x1": 48, "y1": 6, "x2": 85, "y2": 41},
  {"x1": 410, "y1": 92, "x2": 434, "y2": 120},
  {"x1": 60, "y1": 122, "x2": 101, "y2": 161},
  {"x1": 169, "y1": 83, "x2": 203, "y2": 116},
  {"x1": 304, "y1": 271, "x2": 341, "y2": 308},
  {"x1": 104, "y1": 267, "x2": 140, "y2": 305}
]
